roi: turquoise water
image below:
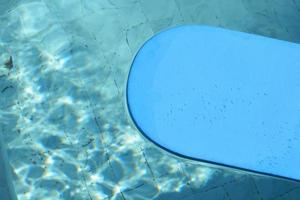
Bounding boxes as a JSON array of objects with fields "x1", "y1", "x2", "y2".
[{"x1": 0, "y1": 0, "x2": 300, "y2": 199}]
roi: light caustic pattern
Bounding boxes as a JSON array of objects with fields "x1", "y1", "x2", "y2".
[{"x1": 0, "y1": 0, "x2": 300, "y2": 200}]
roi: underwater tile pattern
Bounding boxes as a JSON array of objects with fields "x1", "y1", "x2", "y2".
[{"x1": 0, "y1": 0, "x2": 300, "y2": 199}]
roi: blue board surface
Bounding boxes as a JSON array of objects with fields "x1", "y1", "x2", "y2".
[{"x1": 126, "y1": 25, "x2": 300, "y2": 181}]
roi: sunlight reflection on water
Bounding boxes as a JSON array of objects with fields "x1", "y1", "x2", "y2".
[
  {"x1": 1, "y1": 0, "x2": 300, "y2": 199},
  {"x1": 0, "y1": 3, "x2": 213, "y2": 199}
]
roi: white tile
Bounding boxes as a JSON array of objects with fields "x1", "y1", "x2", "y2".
[
  {"x1": 117, "y1": 2, "x2": 148, "y2": 28},
  {"x1": 45, "y1": 0, "x2": 84, "y2": 22},
  {"x1": 140, "y1": 0, "x2": 181, "y2": 21},
  {"x1": 125, "y1": 22, "x2": 153, "y2": 54}
]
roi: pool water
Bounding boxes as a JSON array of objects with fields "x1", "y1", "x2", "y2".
[{"x1": 0, "y1": 0, "x2": 300, "y2": 199}]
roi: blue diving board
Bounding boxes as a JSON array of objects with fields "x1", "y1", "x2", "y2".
[{"x1": 126, "y1": 25, "x2": 300, "y2": 182}]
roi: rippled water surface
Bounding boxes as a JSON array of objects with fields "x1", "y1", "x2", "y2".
[{"x1": 1, "y1": 0, "x2": 300, "y2": 199}]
